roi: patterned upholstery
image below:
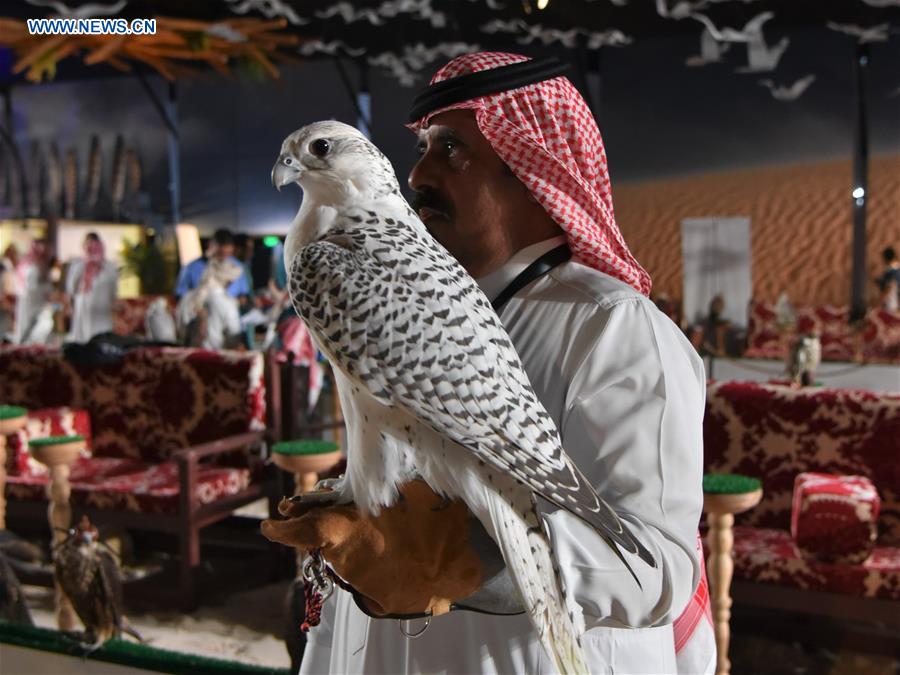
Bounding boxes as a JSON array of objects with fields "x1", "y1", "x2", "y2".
[
  {"x1": 0, "y1": 345, "x2": 265, "y2": 463},
  {"x1": 744, "y1": 301, "x2": 784, "y2": 359},
  {"x1": 6, "y1": 455, "x2": 250, "y2": 515},
  {"x1": 704, "y1": 381, "x2": 900, "y2": 598},
  {"x1": 731, "y1": 527, "x2": 900, "y2": 601},
  {"x1": 791, "y1": 473, "x2": 880, "y2": 564},
  {"x1": 745, "y1": 300, "x2": 898, "y2": 363},
  {"x1": 863, "y1": 309, "x2": 900, "y2": 362},
  {"x1": 5, "y1": 407, "x2": 92, "y2": 476}
]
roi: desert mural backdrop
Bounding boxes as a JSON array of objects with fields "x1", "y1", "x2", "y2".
[{"x1": 614, "y1": 154, "x2": 899, "y2": 309}]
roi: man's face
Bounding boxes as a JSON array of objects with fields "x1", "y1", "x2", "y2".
[
  {"x1": 409, "y1": 110, "x2": 536, "y2": 277},
  {"x1": 211, "y1": 242, "x2": 234, "y2": 261}
]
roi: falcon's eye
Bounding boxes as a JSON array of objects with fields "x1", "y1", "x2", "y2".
[{"x1": 309, "y1": 138, "x2": 331, "y2": 158}]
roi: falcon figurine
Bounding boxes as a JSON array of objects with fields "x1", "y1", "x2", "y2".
[
  {"x1": 54, "y1": 516, "x2": 141, "y2": 645},
  {"x1": 271, "y1": 121, "x2": 655, "y2": 673}
]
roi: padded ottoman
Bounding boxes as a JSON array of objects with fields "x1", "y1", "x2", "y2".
[{"x1": 791, "y1": 472, "x2": 880, "y2": 564}]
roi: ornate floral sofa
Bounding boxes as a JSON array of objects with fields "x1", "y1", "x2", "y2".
[
  {"x1": 703, "y1": 380, "x2": 900, "y2": 624},
  {"x1": 0, "y1": 344, "x2": 267, "y2": 607},
  {"x1": 745, "y1": 300, "x2": 900, "y2": 363}
]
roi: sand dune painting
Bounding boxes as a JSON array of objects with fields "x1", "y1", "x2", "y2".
[{"x1": 614, "y1": 154, "x2": 900, "y2": 309}]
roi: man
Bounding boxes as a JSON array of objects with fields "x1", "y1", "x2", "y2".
[
  {"x1": 174, "y1": 228, "x2": 249, "y2": 299},
  {"x1": 13, "y1": 238, "x2": 55, "y2": 345},
  {"x1": 292, "y1": 52, "x2": 712, "y2": 674},
  {"x1": 877, "y1": 246, "x2": 899, "y2": 312},
  {"x1": 65, "y1": 232, "x2": 119, "y2": 343}
]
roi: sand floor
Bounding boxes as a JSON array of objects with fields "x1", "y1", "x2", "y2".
[{"x1": 26, "y1": 579, "x2": 291, "y2": 670}]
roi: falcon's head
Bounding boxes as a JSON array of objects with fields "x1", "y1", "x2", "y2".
[{"x1": 272, "y1": 121, "x2": 399, "y2": 204}]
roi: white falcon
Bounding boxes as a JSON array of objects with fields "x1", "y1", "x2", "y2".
[{"x1": 271, "y1": 120, "x2": 655, "y2": 673}]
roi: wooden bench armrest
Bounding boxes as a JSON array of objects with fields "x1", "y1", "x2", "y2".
[{"x1": 173, "y1": 431, "x2": 266, "y2": 465}]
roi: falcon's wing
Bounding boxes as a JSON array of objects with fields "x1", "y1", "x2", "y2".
[
  {"x1": 96, "y1": 548, "x2": 124, "y2": 634},
  {"x1": 289, "y1": 208, "x2": 654, "y2": 567}
]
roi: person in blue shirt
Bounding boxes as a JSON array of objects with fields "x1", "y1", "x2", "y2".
[{"x1": 175, "y1": 228, "x2": 250, "y2": 299}]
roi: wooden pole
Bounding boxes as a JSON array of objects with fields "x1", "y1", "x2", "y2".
[
  {"x1": 47, "y1": 460, "x2": 78, "y2": 630},
  {"x1": 31, "y1": 440, "x2": 83, "y2": 631},
  {"x1": 704, "y1": 489, "x2": 763, "y2": 675},
  {"x1": 0, "y1": 414, "x2": 29, "y2": 528}
]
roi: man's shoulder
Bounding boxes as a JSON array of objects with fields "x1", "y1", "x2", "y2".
[
  {"x1": 186, "y1": 257, "x2": 207, "y2": 270},
  {"x1": 545, "y1": 260, "x2": 651, "y2": 312}
]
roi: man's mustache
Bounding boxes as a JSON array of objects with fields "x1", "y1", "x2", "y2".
[{"x1": 410, "y1": 190, "x2": 454, "y2": 220}]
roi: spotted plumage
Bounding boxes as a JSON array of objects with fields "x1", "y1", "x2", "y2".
[{"x1": 272, "y1": 120, "x2": 654, "y2": 673}]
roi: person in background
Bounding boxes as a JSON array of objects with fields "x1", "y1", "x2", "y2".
[
  {"x1": 174, "y1": 228, "x2": 249, "y2": 299},
  {"x1": 65, "y1": 232, "x2": 119, "y2": 343},
  {"x1": 13, "y1": 238, "x2": 55, "y2": 344},
  {"x1": 175, "y1": 257, "x2": 244, "y2": 350},
  {"x1": 233, "y1": 233, "x2": 258, "y2": 347},
  {"x1": 877, "y1": 246, "x2": 899, "y2": 312},
  {"x1": 0, "y1": 244, "x2": 19, "y2": 341}
]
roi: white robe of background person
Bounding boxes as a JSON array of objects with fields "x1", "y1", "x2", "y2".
[
  {"x1": 203, "y1": 285, "x2": 242, "y2": 349},
  {"x1": 0, "y1": 258, "x2": 16, "y2": 340},
  {"x1": 299, "y1": 237, "x2": 710, "y2": 675},
  {"x1": 65, "y1": 259, "x2": 119, "y2": 343},
  {"x1": 13, "y1": 263, "x2": 54, "y2": 345}
]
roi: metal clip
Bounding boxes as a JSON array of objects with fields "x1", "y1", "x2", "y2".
[
  {"x1": 302, "y1": 552, "x2": 334, "y2": 603},
  {"x1": 398, "y1": 616, "x2": 431, "y2": 639}
]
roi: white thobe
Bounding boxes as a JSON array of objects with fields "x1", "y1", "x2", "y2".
[
  {"x1": 204, "y1": 286, "x2": 242, "y2": 349},
  {"x1": 300, "y1": 237, "x2": 708, "y2": 674},
  {"x1": 0, "y1": 259, "x2": 16, "y2": 340},
  {"x1": 14, "y1": 264, "x2": 53, "y2": 345},
  {"x1": 65, "y1": 259, "x2": 118, "y2": 343}
]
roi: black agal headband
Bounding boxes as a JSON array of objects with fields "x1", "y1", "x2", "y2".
[{"x1": 407, "y1": 56, "x2": 572, "y2": 124}]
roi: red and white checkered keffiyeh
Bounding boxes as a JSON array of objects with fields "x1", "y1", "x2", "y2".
[{"x1": 408, "y1": 51, "x2": 651, "y2": 296}]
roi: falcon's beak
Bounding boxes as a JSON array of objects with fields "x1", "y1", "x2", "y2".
[{"x1": 272, "y1": 155, "x2": 301, "y2": 192}]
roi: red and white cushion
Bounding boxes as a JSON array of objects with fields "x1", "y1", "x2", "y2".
[
  {"x1": 791, "y1": 473, "x2": 880, "y2": 564},
  {"x1": 5, "y1": 455, "x2": 251, "y2": 515}
]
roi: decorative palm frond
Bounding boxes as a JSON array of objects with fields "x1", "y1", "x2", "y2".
[
  {"x1": 0, "y1": 16, "x2": 301, "y2": 83},
  {"x1": 85, "y1": 134, "x2": 102, "y2": 217},
  {"x1": 26, "y1": 141, "x2": 42, "y2": 217},
  {"x1": 110, "y1": 134, "x2": 126, "y2": 220},
  {"x1": 125, "y1": 148, "x2": 141, "y2": 199},
  {"x1": 45, "y1": 141, "x2": 63, "y2": 216},
  {"x1": 63, "y1": 147, "x2": 78, "y2": 219}
]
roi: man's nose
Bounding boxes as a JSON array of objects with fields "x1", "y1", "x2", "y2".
[{"x1": 408, "y1": 148, "x2": 437, "y2": 193}]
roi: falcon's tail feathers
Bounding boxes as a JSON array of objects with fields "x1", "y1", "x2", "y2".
[{"x1": 487, "y1": 495, "x2": 587, "y2": 674}]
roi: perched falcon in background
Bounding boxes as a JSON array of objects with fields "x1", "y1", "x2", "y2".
[
  {"x1": 787, "y1": 333, "x2": 821, "y2": 387},
  {"x1": 54, "y1": 516, "x2": 141, "y2": 646},
  {"x1": 271, "y1": 121, "x2": 655, "y2": 673}
]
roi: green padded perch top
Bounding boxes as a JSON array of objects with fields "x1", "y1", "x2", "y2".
[
  {"x1": 0, "y1": 405, "x2": 27, "y2": 420},
  {"x1": 273, "y1": 440, "x2": 339, "y2": 456},
  {"x1": 703, "y1": 473, "x2": 762, "y2": 495},
  {"x1": 28, "y1": 435, "x2": 85, "y2": 447}
]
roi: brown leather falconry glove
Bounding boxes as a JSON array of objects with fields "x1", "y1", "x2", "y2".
[{"x1": 261, "y1": 480, "x2": 488, "y2": 617}]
